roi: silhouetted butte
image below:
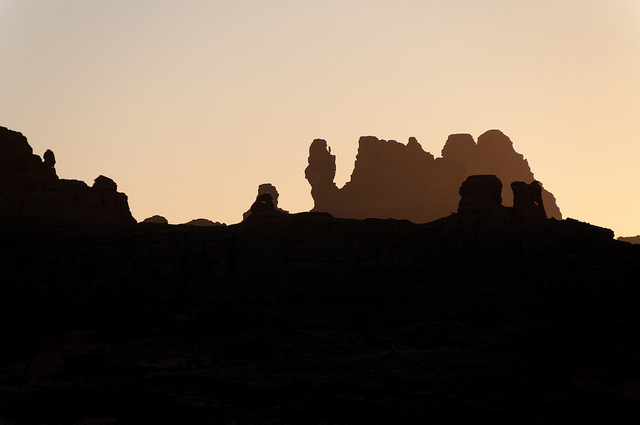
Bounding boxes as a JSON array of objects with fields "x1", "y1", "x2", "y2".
[{"x1": 305, "y1": 130, "x2": 561, "y2": 223}]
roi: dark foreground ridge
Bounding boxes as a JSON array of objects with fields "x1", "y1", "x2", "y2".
[{"x1": 2, "y1": 210, "x2": 640, "y2": 424}]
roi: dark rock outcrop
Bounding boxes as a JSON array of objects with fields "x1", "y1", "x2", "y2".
[
  {"x1": 618, "y1": 235, "x2": 640, "y2": 245},
  {"x1": 511, "y1": 180, "x2": 547, "y2": 223},
  {"x1": 436, "y1": 175, "x2": 550, "y2": 229},
  {"x1": 443, "y1": 130, "x2": 560, "y2": 218},
  {"x1": 243, "y1": 183, "x2": 289, "y2": 220},
  {"x1": 434, "y1": 175, "x2": 550, "y2": 229},
  {"x1": 306, "y1": 130, "x2": 561, "y2": 223},
  {"x1": 457, "y1": 175, "x2": 511, "y2": 226},
  {"x1": 92, "y1": 175, "x2": 118, "y2": 192},
  {"x1": 0, "y1": 126, "x2": 135, "y2": 223},
  {"x1": 43, "y1": 149, "x2": 56, "y2": 174},
  {"x1": 305, "y1": 140, "x2": 340, "y2": 213},
  {"x1": 142, "y1": 215, "x2": 169, "y2": 224},
  {"x1": 250, "y1": 194, "x2": 276, "y2": 215},
  {"x1": 184, "y1": 218, "x2": 226, "y2": 227}
]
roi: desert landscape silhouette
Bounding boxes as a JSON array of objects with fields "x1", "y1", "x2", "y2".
[
  {"x1": 2, "y1": 2, "x2": 640, "y2": 423},
  {"x1": 3, "y1": 2, "x2": 639, "y2": 237},
  {"x1": 1, "y1": 124, "x2": 640, "y2": 424}
]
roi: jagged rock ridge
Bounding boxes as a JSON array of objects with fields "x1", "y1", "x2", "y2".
[
  {"x1": 0, "y1": 126, "x2": 135, "y2": 223},
  {"x1": 306, "y1": 130, "x2": 561, "y2": 223}
]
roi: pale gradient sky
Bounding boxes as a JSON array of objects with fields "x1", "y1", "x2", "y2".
[{"x1": 2, "y1": 0, "x2": 639, "y2": 236}]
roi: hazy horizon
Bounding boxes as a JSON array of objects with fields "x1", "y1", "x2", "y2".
[{"x1": 2, "y1": 1, "x2": 639, "y2": 236}]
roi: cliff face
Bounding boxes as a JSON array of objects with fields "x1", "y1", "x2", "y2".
[
  {"x1": 0, "y1": 126, "x2": 135, "y2": 223},
  {"x1": 306, "y1": 130, "x2": 562, "y2": 223}
]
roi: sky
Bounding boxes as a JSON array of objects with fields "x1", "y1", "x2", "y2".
[{"x1": 1, "y1": 0, "x2": 639, "y2": 236}]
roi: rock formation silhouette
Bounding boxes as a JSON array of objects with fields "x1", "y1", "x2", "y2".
[
  {"x1": 0, "y1": 126, "x2": 135, "y2": 223},
  {"x1": 184, "y1": 218, "x2": 226, "y2": 227},
  {"x1": 250, "y1": 194, "x2": 276, "y2": 215},
  {"x1": 142, "y1": 215, "x2": 169, "y2": 224},
  {"x1": 243, "y1": 183, "x2": 288, "y2": 220},
  {"x1": 451, "y1": 175, "x2": 549, "y2": 227},
  {"x1": 511, "y1": 180, "x2": 547, "y2": 223},
  {"x1": 306, "y1": 130, "x2": 561, "y2": 223},
  {"x1": 618, "y1": 235, "x2": 640, "y2": 245},
  {"x1": 457, "y1": 175, "x2": 510, "y2": 226}
]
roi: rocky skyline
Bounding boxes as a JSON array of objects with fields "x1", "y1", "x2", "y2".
[
  {"x1": 5, "y1": 123, "x2": 640, "y2": 241},
  {"x1": 2, "y1": 2, "x2": 639, "y2": 236},
  {"x1": 3, "y1": 121, "x2": 640, "y2": 423},
  {"x1": 306, "y1": 130, "x2": 561, "y2": 224}
]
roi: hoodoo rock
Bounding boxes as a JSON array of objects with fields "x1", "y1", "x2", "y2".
[
  {"x1": 304, "y1": 140, "x2": 340, "y2": 213},
  {"x1": 0, "y1": 126, "x2": 136, "y2": 223},
  {"x1": 43, "y1": 149, "x2": 56, "y2": 175},
  {"x1": 457, "y1": 175, "x2": 510, "y2": 226},
  {"x1": 243, "y1": 183, "x2": 288, "y2": 220},
  {"x1": 306, "y1": 130, "x2": 561, "y2": 223},
  {"x1": 443, "y1": 130, "x2": 560, "y2": 217},
  {"x1": 451, "y1": 175, "x2": 549, "y2": 227},
  {"x1": 511, "y1": 180, "x2": 547, "y2": 223}
]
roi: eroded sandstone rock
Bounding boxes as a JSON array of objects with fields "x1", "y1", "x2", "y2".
[
  {"x1": 306, "y1": 130, "x2": 561, "y2": 223},
  {"x1": 511, "y1": 181, "x2": 547, "y2": 223},
  {"x1": 443, "y1": 130, "x2": 560, "y2": 218},
  {"x1": 243, "y1": 183, "x2": 288, "y2": 220},
  {"x1": 457, "y1": 175, "x2": 510, "y2": 226},
  {"x1": 250, "y1": 194, "x2": 276, "y2": 215}
]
